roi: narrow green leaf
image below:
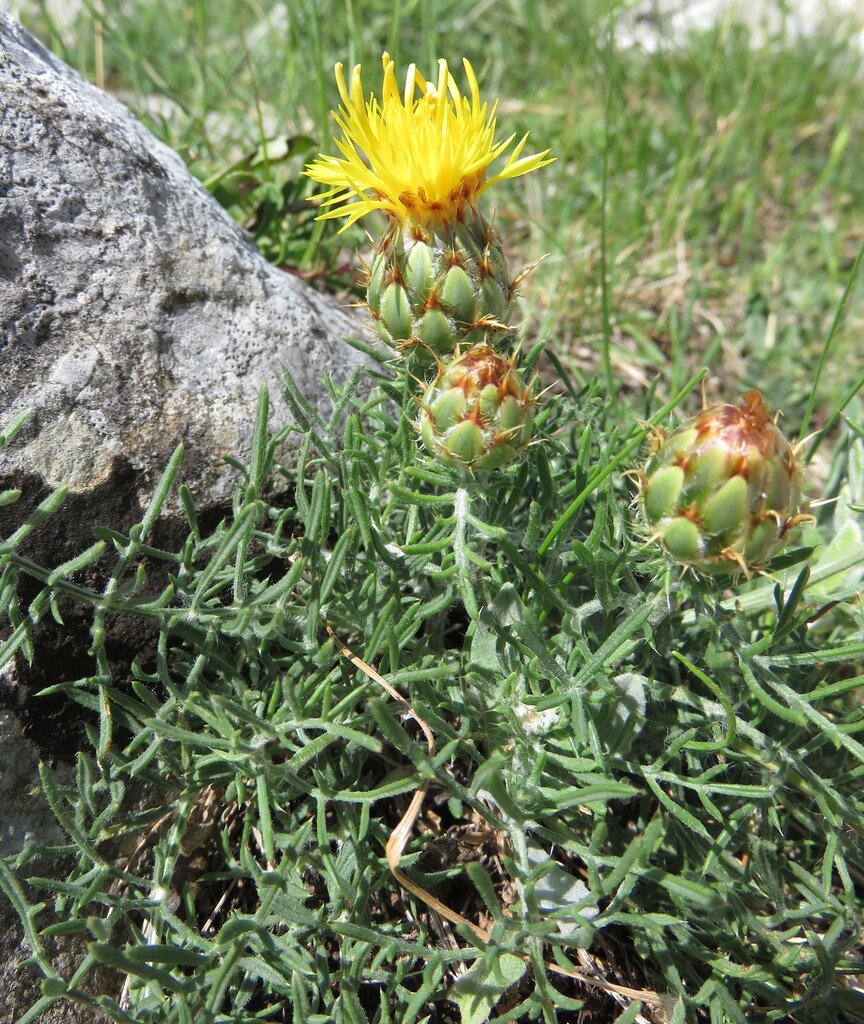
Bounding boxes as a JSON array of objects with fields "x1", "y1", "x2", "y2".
[
  {"x1": 0, "y1": 407, "x2": 33, "y2": 447},
  {"x1": 249, "y1": 385, "x2": 270, "y2": 494},
  {"x1": 1, "y1": 486, "x2": 68, "y2": 551},
  {"x1": 87, "y1": 942, "x2": 191, "y2": 993},
  {"x1": 532, "y1": 599, "x2": 656, "y2": 711}
]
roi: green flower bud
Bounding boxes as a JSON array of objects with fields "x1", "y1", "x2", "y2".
[
  {"x1": 380, "y1": 282, "x2": 413, "y2": 341},
  {"x1": 418, "y1": 346, "x2": 536, "y2": 471},
  {"x1": 638, "y1": 391, "x2": 808, "y2": 576}
]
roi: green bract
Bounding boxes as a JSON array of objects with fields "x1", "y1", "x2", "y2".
[
  {"x1": 419, "y1": 346, "x2": 535, "y2": 470},
  {"x1": 368, "y1": 208, "x2": 513, "y2": 365},
  {"x1": 639, "y1": 390, "x2": 808, "y2": 576}
]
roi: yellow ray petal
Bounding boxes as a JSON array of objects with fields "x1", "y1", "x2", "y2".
[{"x1": 305, "y1": 55, "x2": 554, "y2": 229}]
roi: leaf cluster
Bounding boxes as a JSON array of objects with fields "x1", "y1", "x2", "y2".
[{"x1": 1, "y1": 355, "x2": 863, "y2": 1023}]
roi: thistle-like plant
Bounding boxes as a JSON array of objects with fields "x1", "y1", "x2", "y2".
[
  {"x1": 1, "y1": 34, "x2": 863, "y2": 1024},
  {"x1": 418, "y1": 344, "x2": 536, "y2": 470}
]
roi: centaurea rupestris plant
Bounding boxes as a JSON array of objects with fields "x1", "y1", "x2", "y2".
[{"x1": 1, "y1": 27, "x2": 864, "y2": 1024}]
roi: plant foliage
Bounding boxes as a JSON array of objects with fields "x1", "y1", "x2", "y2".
[{"x1": 2, "y1": 345, "x2": 863, "y2": 1021}]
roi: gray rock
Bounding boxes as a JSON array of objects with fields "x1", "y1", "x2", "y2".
[
  {"x1": 0, "y1": 8, "x2": 370, "y2": 724},
  {"x1": 618, "y1": 0, "x2": 864, "y2": 52},
  {"x1": 0, "y1": 12, "x2": 367, "y2": 514}
]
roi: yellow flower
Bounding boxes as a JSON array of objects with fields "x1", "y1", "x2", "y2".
[{"x1": 305, "y1": 53, "x2": 554, "y2": 230}]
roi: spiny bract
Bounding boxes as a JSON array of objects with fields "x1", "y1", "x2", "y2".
[
  {"x1": 366, "y1": 213, "x2": 513, "y2": 363},
  {"x1": 638, "y1": 390, "x2": 808, "y2": 576},
  {"x1": 419, "y1": 346, "x2": 535, "y2": 471}
]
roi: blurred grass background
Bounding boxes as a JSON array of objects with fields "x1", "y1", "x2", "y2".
[{"x1": 15, "y1": 0, "x2": 864, "y2": 439}]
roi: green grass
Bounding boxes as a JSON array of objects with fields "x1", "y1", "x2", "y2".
[
  {"x1": 23, "y1": 0, "x2": 864, "y2": 416},
  {"x1": 4, "y1": 1, "x2": 864, "y2": 1021}
]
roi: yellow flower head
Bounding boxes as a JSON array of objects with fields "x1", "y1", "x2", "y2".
[{"x1": 305, "y1": 53, "x2": 554, "y2": 230}]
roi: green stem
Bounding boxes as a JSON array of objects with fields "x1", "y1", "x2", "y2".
[
  {"x1": 453, "y1": 486, "x2": 478, "y2": 620},
  {"x1": 799, "y1": 232, "x2": 864, "y2": 442},
  {"x1": 599, "y1": 10, "x2": 616, "y2": 399}
]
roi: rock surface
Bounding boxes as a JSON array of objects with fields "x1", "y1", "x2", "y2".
[
  {"x1": 0, "y1": 711, "x2": 62, "y2": 855},
  {"x1": 620, "y1": 0, "x2": 864, "y2": 51},
  {"x1": 0, "y1": 13, "x2": 365, "y2": 514},
  {"x1": 0, "y1": 15, "x2": 369, "y2": 727}
]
